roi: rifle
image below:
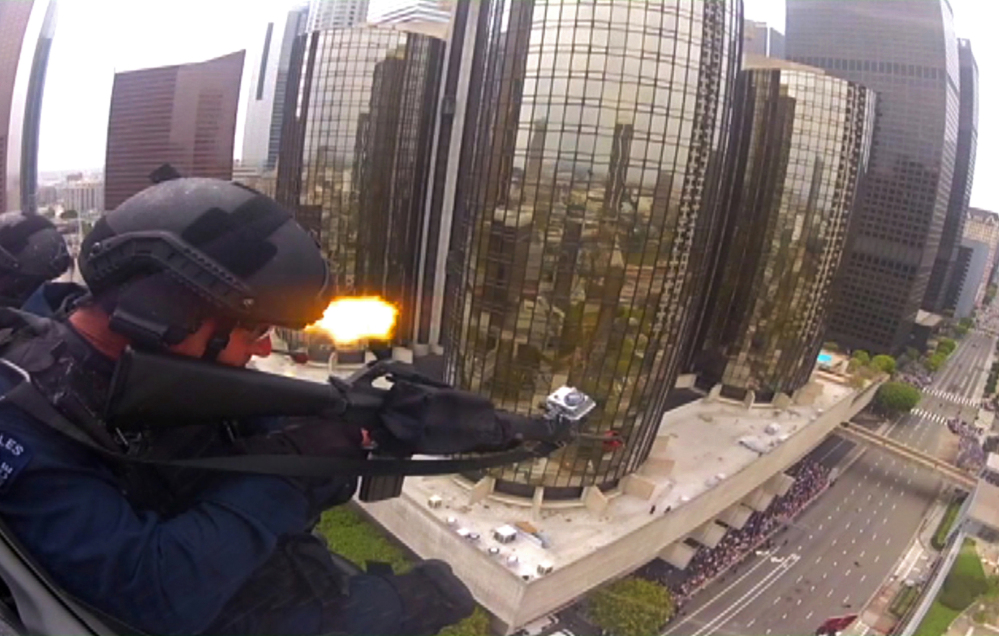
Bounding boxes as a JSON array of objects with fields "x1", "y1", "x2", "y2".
[{"x1": 103, "y1": 347, "x2": 595, "y2": 501}]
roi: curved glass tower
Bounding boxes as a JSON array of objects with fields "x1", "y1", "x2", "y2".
[
  {"x1": 444, "y1": 0, "x2": 742, "y2": 497},
  {"x1": 1, "y1": 0, "x2": 57, "y2": 213},
  {"x1": 276, "y1": 26, "x2": 445, "y2": 345},
  {"x1": 693, "y1": 59, "x2": 876, "y2": 401}
]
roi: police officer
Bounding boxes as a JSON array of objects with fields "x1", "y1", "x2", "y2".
[
  {"x1": 0, "y1": 211, "x2": 76, "y2": 314},
  {"x1": 0, "y1": 179, "x2": 475, "y2": 635}
]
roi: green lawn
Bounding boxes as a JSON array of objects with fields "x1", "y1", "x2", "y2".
[
  {"x1": 915, "y1": 539, "x2": 987, "y2": 636},
  {"x1": 914, "y1": 600, "x2": 961, "y2": 636},
  {"x1": 316, "y1": 506, "x2": 493, "y2": 635}
]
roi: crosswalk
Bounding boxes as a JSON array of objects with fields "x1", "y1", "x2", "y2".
[
  {"x1": 911, "y1": 409, "x2": 948, "y2": 424},
  {"x1": 921, "y1": 388, "x2": 980, "y2": 407}
]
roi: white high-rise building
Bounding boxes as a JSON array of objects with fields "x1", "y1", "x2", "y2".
[
  {"x1": 307, "y1": 0, "x2": 369, "y2": 31},
  {"x1": 370, "y1": 0, "x2": 453, "y2": 26},
  {"x1": 242, "y1": 5, "x2": 309, "y2": 172}
]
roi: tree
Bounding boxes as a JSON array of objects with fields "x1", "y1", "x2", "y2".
[
  {"x1": 60, "y1": 209, "x2": 78, "y2": 220},
  {"x1": 925, "y1": 352, "x2": 947, "y2": 372},
  {"x1": 589, "y1": 577, "x2": 674, "y2": 636},
  {"x1": 823, "y1": 341, "x2": 840, "y2": 352},
  {"x1": 938, "y1": 338, "x2": 957, "y2": 356},
  {"x1": 870, "y1": 354, "x2": 897, "y2": 375},
  {"x1": 851, "y1": 350, "x2": 870, "y2": 365},
  {"x1": 875, "y1": 382, "x2": 922, "y2": 414},
  {"x1": 440, "y1": 607, "x2": 492, "y2": 636}
]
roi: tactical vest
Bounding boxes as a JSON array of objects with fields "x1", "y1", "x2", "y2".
[{"x1": 0, "y1": 308, "x2": 226, "y2": 517}]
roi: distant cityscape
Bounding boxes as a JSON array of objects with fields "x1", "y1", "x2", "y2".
[{"x1": 3, "y1": 0, "x2": 999, "y2": 635}]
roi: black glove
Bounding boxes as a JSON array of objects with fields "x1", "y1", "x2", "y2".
[
  {"x1": 380, "y1": 560, "x2": 475, "y2": 636},
  {"x1": 234, "y1": 416, "x2": 367, "y2": 513},
  {"x1": 373, "y1": 380, "x2": 558, "y2": 455}
]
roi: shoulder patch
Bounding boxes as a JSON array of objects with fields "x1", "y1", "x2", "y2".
[{"x1": 0, "y1": 431, "x2": 31, "y2": 493}]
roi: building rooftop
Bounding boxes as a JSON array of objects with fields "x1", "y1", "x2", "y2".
[
  {"x1": 969, "y1": 480, "x2": 999, "y2": 532},
  {"x1": 252, "y1": 348, "x2": 856, "y2": 581}
]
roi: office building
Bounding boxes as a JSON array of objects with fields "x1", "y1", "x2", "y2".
[
  {"x1": 786, "y1": 0, "x2": 959, "y2": 354},
  {"x1": 275, "y1": 26, "x2": 446, "y2": 344},
  {"x1": 104, "y1": 51, "x2": 244, "y2": 210},
  {"x1": 693, "y1": 58, "x2": 876, "y2": 401},
  {"x1": 242, "y1": 5, "x2": 309, "y2": 172},
  {"x1": 953, "y1": 239, "x2": 990, "y2": 319},
  {"x1": 962, "y1": 207, "x2": 999, "y2": 306},
  {"x1": 743, "y1": 19, "x2": 784, "y2": 59},
  {"x1": 371, "y1": 0, "x2": 454, "y2": 26},
  {"x1": 0, "y1": 0, "x2": 57, "y2": 213},
  {"x1": 442, "y1": 0, "x2": 741, "y2": 497},
  {"x1": 58, "y1": 179, "x2": 103, "y2": 213},
  {"x1": 307, "y1": 0, "x2": 369, "y2": 30},
  {"x1": 927, "y1": 38, "x2": 978, "y2": 313}
]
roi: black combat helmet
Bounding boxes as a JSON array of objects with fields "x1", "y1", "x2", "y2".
[
  {"x1": 0, "y1": 211, "x2": 71, "y2": 307},
  {"x1": 78, "y1": 178, "x2": 331, "y2": 358}
]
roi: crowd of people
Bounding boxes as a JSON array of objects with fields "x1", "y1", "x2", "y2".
[
  {"x1": 950, "y1": 417, "x2": 987, "y2": 471},
  {"x1": 639, "y1": 459, "x2": 830, "y2": 607}
]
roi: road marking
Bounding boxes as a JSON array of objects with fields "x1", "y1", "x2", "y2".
[
  {"x1": 832, "y1": 538, "x2": 838, "y2": 546},
  {"x1": 772, "y1": 597, "x2": 780, "y2": 605},
  {"x1": 852, "y1": 538, "x2": 856, "y2": 544},
  {"x1": 782, "y1": 613, "x2": 788, "y2": 621},
  {"x1": 827, "y1": 588, "x2": 833, "y2": 597},
  {"x1": 806, "y1": 611, "x2": 813, "y2": 620},
  {"x1": 810, "y1": 585, "x2": 815, "y2": 592},
  {"x1": 816, "y1": 555, "x2": 822, "y2": 563},
  {"x1": 818, "y1": 524, "x2": 824, "y2": 531},
  {"x1": 860, "y1": 550, "x2": 865, "y2": 558},
  {"x1": 676, "y1": 554, "x2": 802, "y2": 636},
  {"x1": 823, "y1": 572, "x2": 828, "y2": 579},
  {"x1": 796, "y1": 575, "x2": 803, "y2": 584},
  {"x1": 809, "y1": 534, "x2": 814, "y2": 540},
  {"x1": 747, "y1": 619, "x2": 755, "y2": 628},
  {"x1": 662, "y1": 550, "x2": 798, "y2": 636},
  {"x1": 828, "y1": 515, "x2": 833, "y2": 520},
  {"x1": 845, "y1": 521, "x2": 851, "y2": 529},
  {"x1": 765, "y1": 630, "x2": 772, "y2": 635},
  {"x1": 892, "y1": 503, "x2": 897, "y2": 510},
  {"x1": 846, "y1": 568, "x2": 852, "y2": 577},
  {"x1": 861, "y1": 574, "x2": 867, "y2": 583},
  {"x1": 875, "y1": 555, "x2": 880, "y2": 563}
]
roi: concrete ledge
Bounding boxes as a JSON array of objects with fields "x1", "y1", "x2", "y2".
[
  {"x1": 583, "y1": 486, "x2": 610, "y2": 517},
  {"x1": 719, "y1": 503, "x2": 754, "y2": 529},
  {"x1": 621, "y1": 474, "x2": 657, "y2": 501},
  {"x1": 660, "y1": 542, "x2": 697, "y2": 569}
]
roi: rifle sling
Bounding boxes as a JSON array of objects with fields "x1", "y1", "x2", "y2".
[{"x1": 1, "y1": 377, "x2": 547, "y2": 478}]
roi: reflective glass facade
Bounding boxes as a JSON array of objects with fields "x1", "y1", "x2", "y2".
[
  {"x1": 693, "y1": 61, "x2": 875, "y2": 401},
  {"x1": 444, "y1": 0, "x2": 741, "y2": 496},
  {"x1": 276, "y1": 27, "x2": 445, "y2": 344},
  {"x1": 0, "y1": 0, "x2": 56, "y2": 213},
  {"x1": 939, "y1": 39, "x2": 978, "y2": 312},
  {"x1": 787, "y1": 0, "x2": 959, "y2": 354}
]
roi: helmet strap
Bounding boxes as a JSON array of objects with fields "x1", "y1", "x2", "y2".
[{"x1": 203, "y1": 318, "x2": 235, "y2": 362}]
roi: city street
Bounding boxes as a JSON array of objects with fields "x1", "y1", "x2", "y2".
[{"x1": 662, "y1": 331, "x2": 993, "y2": 636}]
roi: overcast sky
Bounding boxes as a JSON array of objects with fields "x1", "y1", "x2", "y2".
[{"x1": 37, "y1": 0, "x2": 999, "y2": 210}]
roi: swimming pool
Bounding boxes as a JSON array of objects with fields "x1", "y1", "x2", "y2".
[{"x1": 817, "y1": 353, "x2": 833, "y2": 365}]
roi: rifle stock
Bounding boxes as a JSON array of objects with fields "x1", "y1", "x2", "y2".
[{"x1": 105, "y1": 347, "x2": 351, "y2": 430}]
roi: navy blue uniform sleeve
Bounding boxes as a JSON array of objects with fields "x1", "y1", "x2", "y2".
[{"x1": 0, "y1": 404, "x2": 314, "y2": 636}]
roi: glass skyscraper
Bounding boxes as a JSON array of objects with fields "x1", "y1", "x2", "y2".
[
  {"x1": 276, "y1": 27, "x2": 445, "y2": 345},
  {"x1": 0, "y1": 0, "x2": 56, "y2": 213},
  {"x1": 693, "y1": 58, "x2": 876, "y2": 401},
  {"x1": 444, "y1": 0, "x2": 741, "y2": 497},
  {"x1": 938, "y1": 39, "x2": 979, "y2": 312},
  {"x1": 786, "y1": 0, "x2": 959, "y2": 354}
]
